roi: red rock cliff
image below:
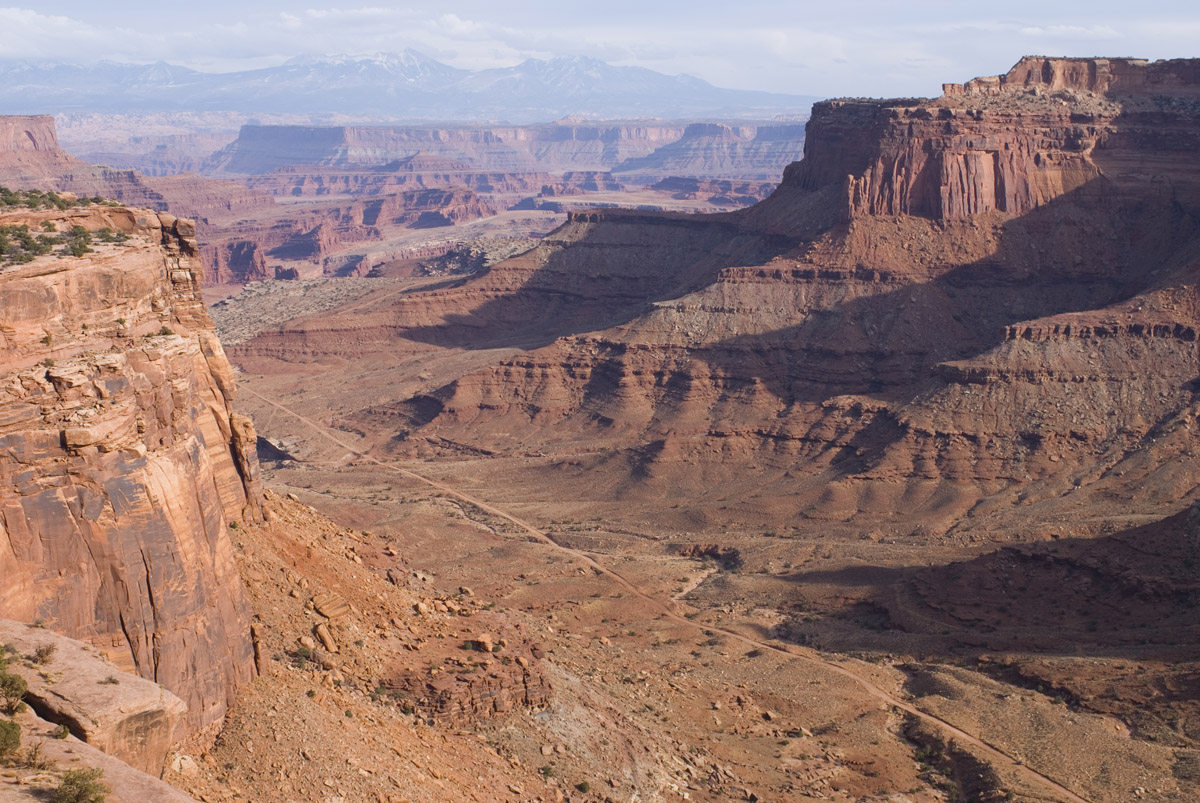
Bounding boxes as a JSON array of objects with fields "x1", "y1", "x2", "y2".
[
  {"x1": 0, "y1": 204, "x2": 262, "y2": 740},
  {"x1": 788, "y1": 57, "x2": 1200, "y2": 221}
]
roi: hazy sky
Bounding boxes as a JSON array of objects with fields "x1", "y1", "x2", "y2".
[{"x1": 6, "y1": 2, "x2": 1199, "y2": 97}]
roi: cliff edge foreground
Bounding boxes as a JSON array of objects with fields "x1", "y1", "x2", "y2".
[{"x1": 0, "y1": 194, "x2": 262, "y2": 744}]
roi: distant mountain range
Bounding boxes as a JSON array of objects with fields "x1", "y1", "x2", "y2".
[{"x1": 0, "y1": 50, "x2": 819, "y2": 121}]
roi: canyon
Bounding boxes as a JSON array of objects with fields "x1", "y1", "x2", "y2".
[
  {"x1": 2, "y1": 54, "x2": 1200, "y2": 803},
  {"x1": 232, "y1": 56, "x2": 1200, "y2": 538},
  {"x1": 0, "y1": 115, "x2": 806, "y2": 287},
  {"x1": 215, "y1": 56, "x2": 1200, "y2": 801}
]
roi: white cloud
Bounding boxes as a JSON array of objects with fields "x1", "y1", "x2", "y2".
[{"x1": 0, "y1": 7, "x2": 111, "y2": 58}]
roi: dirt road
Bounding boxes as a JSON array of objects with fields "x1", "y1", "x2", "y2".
[{"x1": 242, "y1": 386, "x2": 1092, "y2": 803}]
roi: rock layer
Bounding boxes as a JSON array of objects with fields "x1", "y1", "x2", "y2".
[{"x1": 0, "y1": 204, "x2": 260, "y2": 739}]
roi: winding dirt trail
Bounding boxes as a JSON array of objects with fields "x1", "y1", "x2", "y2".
[{"x1": 242, "y1": 386, "x2": 1092, "y2": 803}]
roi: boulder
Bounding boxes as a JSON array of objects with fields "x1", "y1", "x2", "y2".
[{"x1": 0, "y1": 620, "x2": 186, "y2": 775}]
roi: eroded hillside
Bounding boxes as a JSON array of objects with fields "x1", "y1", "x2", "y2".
[{"x1": 233, "y1": 56, "x2": 1200, "y2": 540}]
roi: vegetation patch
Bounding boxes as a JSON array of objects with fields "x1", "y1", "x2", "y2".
[{"x1": 0, "y1": 186, "x2": 114, "y2": 210}]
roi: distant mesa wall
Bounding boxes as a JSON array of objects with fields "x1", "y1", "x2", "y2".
[
  {"x1": 210, "y1": 122, "x2": 597, "y2": 173},
  {"x1": 613, "y1": 121, "x2": 807, "y2": 181},
  {"x1": 0, "y1": 205, "x2": 261, "y2": 741},
  {"x1": 205, "y1": 120, "x2": 802, "y2": 178}
]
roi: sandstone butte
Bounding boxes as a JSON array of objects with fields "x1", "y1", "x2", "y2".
[{"x1": 0, "y1": 202, "x2": 261, "y2": 748}]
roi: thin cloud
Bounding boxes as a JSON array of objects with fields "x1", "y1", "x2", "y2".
[{"x1": 1019, "y1": 24, "x2": 1120, "y2": 39}]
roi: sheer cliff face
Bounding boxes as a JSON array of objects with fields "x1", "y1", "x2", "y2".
[
  {"x1": 232, "y1": 57, "x2": 1200, "y2": 539},
  {"x1": 0, "y1": 205, "x2": 261, "y2": 739}
]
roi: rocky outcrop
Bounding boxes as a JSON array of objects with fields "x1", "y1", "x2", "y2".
[
  {"x1": 0, "y1": 620, "x2": 187, "y2": 773},
  {"x1": 4, "y1": 706, "x2": 200, "y2": 802},
  {"x1": 790, "y1": 57, "x2": 1200, "y2": 221},
  {"x1": 0, "y1": 115, "x2": 281, "y2": 285},
  {"x1": 0, "y1": 204, "x2": 261, "y2": 739},
  {"x1": 392, "y1": 660, "x2": 551, "y2": 725},
  {"x1": 539, "y1": 171, "x2": 623, "y2": 196},
  {"x1": 385, "y1": 632, "x2": 551, "y2": 726},
  {"x1": 650, "y1": 176, "x2": 777, "y2": 206},
  {"x1": 0, "y1": 117, "x2": 273, "y2": 222},
  {"x1": 0, "y1": 115, "x2": 58, "y2": 152},
  {"x1": 953, "y1": 56, "x2": 1200, "y2": 96},
  {"x1": 210, "y1": 188, "x2": 497, "y2": 274},
  {"x1": 202, "y1": 239, "x2": 269, "y2": 284}
]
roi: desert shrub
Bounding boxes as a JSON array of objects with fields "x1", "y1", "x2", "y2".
[
  {"x1": 0, "y1": 719, "x2": 19, "y2": 759},
  {"x1": 59, "y1": 226, "x2": 92, "y2": 258},
  {"x1": 291, "y1": 646, "x2": 312, "y2": 668},
  {"x1": 0, "y1": 187, "x2": 98, "y2": 210},
  {"x1": 23, "y1": 740, "x2": 51, "y2": 770},
  {"x1": 0, "y1": 672, "x2": 26, "y2": 714},
  {"x1": 54, "y1": 768, "x2": 109, "y2": 803},
  {"x1": 94, "y1": 227, "x2": 127, "y2": 244},
  {"x1": 0, "y1": 224, "x2": 54, "y2": 265},
  {"x1": 32, "y1": 644, "x2": 56, "y2": 664}
]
